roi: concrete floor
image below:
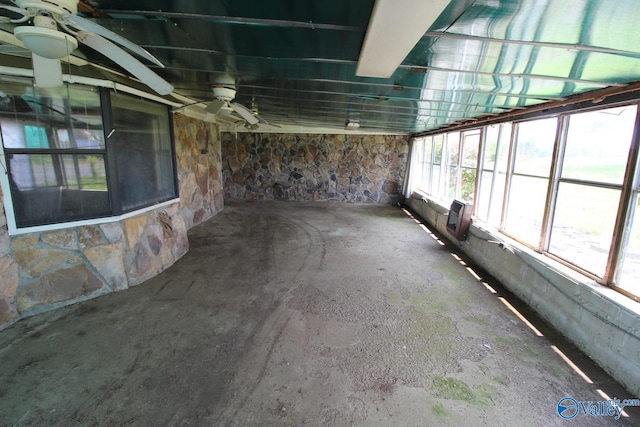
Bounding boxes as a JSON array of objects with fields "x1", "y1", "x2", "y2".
[{"x1": 0, "y1": 200, "x2": 638, "y2": 426}]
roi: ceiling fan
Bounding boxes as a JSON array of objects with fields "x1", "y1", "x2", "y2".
[
  {"x1": 0, "y1": 0, "x2": 173, "y2": 95},
  {"x1": 203, "y1": 76, "x2": 280, "y2": 130},
  {"x1": 205, "y1": 83, "x2": 261, "y2": 129}
]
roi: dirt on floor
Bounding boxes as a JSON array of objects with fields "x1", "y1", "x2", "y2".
[{"x1": 0, "y1": 200, "x2": 638, "y2": 426}]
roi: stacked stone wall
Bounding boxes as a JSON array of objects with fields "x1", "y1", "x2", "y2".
[
  {"x1": 0, "y1": 113, "x2": 222, "y2": 328},
  {"x1": 222, "y1": 133, "x2": 409, "y2": 203},
  {"x1": 174, "y1": 114, "x2": 224, "y2": 227}
]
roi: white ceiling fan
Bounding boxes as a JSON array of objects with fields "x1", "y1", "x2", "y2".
[
  {"x1": 0, "y1": 0, "x2": 173, "y2": 95},
  {"x1": 205, "y1": 83, "x2": 260, "y2": 129},
  {"x1": 205, "y1": 88, "x2": 282, "y2": 130}
]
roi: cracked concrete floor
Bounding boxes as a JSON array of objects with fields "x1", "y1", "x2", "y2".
[{"x1": 0, "y1": 200, "x2": 638, "y2": 426}]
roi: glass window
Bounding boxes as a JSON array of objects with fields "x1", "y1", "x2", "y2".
[
  {"x1": 512, "y1": 118, "x2": 557, "y2": 177},
  {"x1": 504, "y1": 118, "x2": 557, "y2": 246},
  {"x1": 408, "y1": 137, "x2": 429, "y2": 195},
  {"x1": 433, "y1": 134, "x2": 444, "y2": 198},
  {"x1": 447, "y1": 132, "x2": 460, "y2": 165},
  {"x1": 0, "y1": 82, "x2": 109, "y2": 227},
  {"x1": 109, "y1": 93, "x2": 176, "y2": 212},
  {"x1": 549, "y1": 183, "x2": 620, "y2": 276},
  {"x1": 405, "y1": 103, "x2": 640, "y2": 302},
  {"x1": 407, "y1": 137, "x2": 423, "y2": 195},
  {"x1": 446, "y1": 165, "x2": 458, "y2": 201},
  {"x1": 8, "y1": 154, "x2": 109, "y2": 227},
  {"x1": 433, "y1": 134, "x2": 444, "y2": 164},
  {"x1": 460, "y1": 131, "x2": 480, "y2": 203},
  {"x1": 476, "y1": 123, "x2": 511, "y2": 225},
  {"x1": 422, "y1": 136, "x2": 432, "y2": 192},
  {"x1": 561, "y1": 106, "x2": 635, "y2": 185},
  {"x1": 549, "y1": 105, "x2": 636, "y2": 277},
  {"x1": 504, "y1": 174, "x2": 549, "y2": 245},
  {"x1": 617, "y1": 193, "x2": 640, "y2": 297},
  {"x1": 0, "y1": 77, "x2": 177, "y2": 229}
]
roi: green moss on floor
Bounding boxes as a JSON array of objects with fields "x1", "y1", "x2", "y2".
[
  {"x1": 433, "y1": 377, "x2": 497, "y2": 408},
  {"x1": 471, "y1": 383, "x2": 496, "y2": 407},
  {"x1": 432, "y1": 403, "x2": 448, "y2": 417},
  {"x1": 433, "y1": 377, "x2": 474, "y2": 401}
]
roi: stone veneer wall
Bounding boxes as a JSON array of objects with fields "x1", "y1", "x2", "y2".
[
  {"x1": 174, "y1": 114, "x2": 224, "y2": 227},
  {"x1": 223, "y1": 133, "x2": 409, "y2": 203},
  {"x1": 0, "y1": 113, "x2": 223, "y2": 328}
]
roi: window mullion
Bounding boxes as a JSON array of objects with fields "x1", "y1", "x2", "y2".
[
  {"x1": 540, "y1": 116, "x2": 567, "y2": 251},
  {"x1": 428, "y1": 138, "x2": 434, "y2": 194},
  {"x1": 456, "y1": 135, "x2": 463, "y2": 200},
  {"x1": 487, "y1": 125, "x2": 505, "y2": 221},
  {"x1": 499, "y1": 123, "x2": 518, "y2": 230},
  {"x1": 100, "y1": 88, "x2": 120, "y2": 215},
  {"x1": 474, "y1": 127, "x2": 486, "y2": 216}
]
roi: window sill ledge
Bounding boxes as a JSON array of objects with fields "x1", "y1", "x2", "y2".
[{"x1": 6, "y1": 198, "x2": 181, "y2": 236}]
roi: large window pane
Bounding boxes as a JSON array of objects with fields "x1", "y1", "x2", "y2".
[
  {"x1": 422, "y1": 164, "x2": 432, "y2": 193},
  {"x1": 446, "y1": 165, "x2": 458, "y2": 202},
  {"x1": 432, "y1": 165, "x2": 442, "y2": 198},
  {"x1": 434, "y1": 135, "x2": 443, "y2": 164},
  {"x1": 460, "y1": 167, "x2": 477, "y2": 203},
  {"x1": 483, "y1": 123, "x2": 511, "y2": 171},
  {"x1": 422, "y1": 136, "x2": 432, "y2": 189},
  {"x1": 618, "y1": 193, "x2": 640, "y2": 297},
  {"x1": 447, "y1": 132, "x2": 460, "y2": 165},
  {"x1": 478, "y1": 170, "x2": 507, "y2": 226},
  {"x1": 505, "y1": 118, "x2": 556, "y2": 246},
  {"x1": 477, "y1": 123, "x2": 511, "y2": 224},
  {"x1": 483, "y1": 127, "x2": 498, "y2": 171},
  {"x1": 513, "y1": 118, "x2": 557, "y2": 177},
  {"x1": 562, "y1": 105, "x2": 636, "y2": 185},
  {"x1": 461, "y1": 132, "x2": 480, "y2": 168},
  {"x1": 8, "y1": 154, "x2": 109, "y2": 227},
  {"x1": 504, "y1": 175, "x2": 548, "y2": 245},
  {"x1": 408, "y1": 138, "x2": 423, "y2": 194},
  {"x1": 432, "y1": 135, "x2": 444, "y2": 198},
  {"x1": 460, "y1": 131, "x2": 480, "y2": 204},
  {"x1": 1, "y1": 79, "x2": 108, "y2": 227},
  {"x1": 549, "y1": 183, "x2": 620, "y2": 277},
  {"x1": 0, "y1": 82, "x2": 104, "y2": 150},
  {"x1": 110, "y1": 93, "x2": 176, "y2": 212}
]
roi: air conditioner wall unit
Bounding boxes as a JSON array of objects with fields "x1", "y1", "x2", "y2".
[{"x1": 446, "y1": 200, "x2": 473, "y2": 241}]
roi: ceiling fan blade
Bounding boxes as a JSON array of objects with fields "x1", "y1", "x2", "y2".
[
  {"x1": 0, "y1": 5, "x2": 25, "y2": 13},
  {"x1": 76, "y1": 31, "x2": 173, "y2": 95},
  {"x1": 0, "y1": 27, "x2": 24, "y2": 47},
  {"x1": 254, "y1": 113, "x2": 281, "y2": 128},
  {"x1": 205, "y1": 99, "x2": 226, "y2": 114},
  {"x1": 0, "y1": 5, "x2": 30, "y2": 19},
  {"x1": 230, "y1": 101, "x2": 259, "y2": 125},
  {"x1": 31, "y1": 53, "x2": 63, "y2": 88},
  {"x1": 60, "y1": 13, "x2": 164, "y2": 67}
]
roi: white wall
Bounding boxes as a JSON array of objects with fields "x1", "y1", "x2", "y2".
[{"x1": 406, "y1": 192, "x2": 640, "y2": 397}]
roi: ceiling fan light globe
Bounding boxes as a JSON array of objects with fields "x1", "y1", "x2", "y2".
[{"x1": 14, "y1": 26, "x2": 78, "y2": 59}]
